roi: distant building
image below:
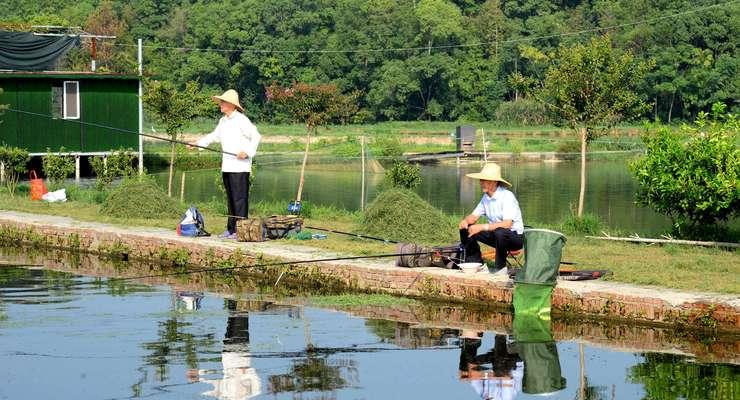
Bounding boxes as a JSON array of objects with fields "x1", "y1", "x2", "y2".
[{"x1": 0, "y1": 71, "x2": 140, "y2": 156}]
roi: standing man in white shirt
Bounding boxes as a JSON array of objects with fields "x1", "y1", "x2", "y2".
[
  {"x1": 458, "y1": 163, "x2": 524, "y2": 270},
  {"x1": 192, "y1": 89, "x2": 261, "y2": 239}
]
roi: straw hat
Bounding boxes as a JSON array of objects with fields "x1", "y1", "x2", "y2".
[
  {"x1": 212, "y1": 89, "x2": 244, "y2": 112},
  {"x1": 465, "y1": 163, "x2": 511, "y2": 187}
]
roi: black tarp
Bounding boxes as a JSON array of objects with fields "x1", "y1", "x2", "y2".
[{"x1": 0, "y1": 30, "x2": 79, "y2": 71}]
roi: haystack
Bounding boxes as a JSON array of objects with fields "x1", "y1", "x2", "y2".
[
  {"x1": 361, "y1": 188, "x2": 456, "y2": 245},
  {"x1": 101, "y1": 179, "x2": 181, "y2": 220}
]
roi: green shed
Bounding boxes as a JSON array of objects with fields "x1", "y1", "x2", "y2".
[{"x1": 0, "y1": 71, "x2": 141, "y2": 156}]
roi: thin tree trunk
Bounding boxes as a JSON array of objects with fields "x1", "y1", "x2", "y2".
[
  {"x1": 577, "y1": 127, "x2": 587, "y2": 218},
  {"x1": 668, "y1": 92, "x2": 675, "y2": 123},
  {"x1": 168, "y1": 141, "x2": 176, "y2": 197},
  {"x1": 295, "y1": 126, "x2": 311, "y2": 203}
]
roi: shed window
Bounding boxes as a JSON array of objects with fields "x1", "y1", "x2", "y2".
[{"x1": 63, "y1": 81, "x2": 79, "y2": 119}]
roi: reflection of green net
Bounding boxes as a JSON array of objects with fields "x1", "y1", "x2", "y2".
[
  {"x1": 515, "y1": 229, "x2": 566, "y2": 285},
  {"x1": 513, "y1": 315, "x2": 566, "y2": 395},
  {"x1": 513, "y1": 283, "x2": 553, "y2": 318}
]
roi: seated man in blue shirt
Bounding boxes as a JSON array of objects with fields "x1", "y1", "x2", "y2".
[{"x1": 458, "y1": 163, "x2": 524, "y2": 270}]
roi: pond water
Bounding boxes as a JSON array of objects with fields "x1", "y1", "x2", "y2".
[
  {"x1": 156, "y1": 157, "x2": 684, "y2": 236},
  {"x1": 1, "y1": 265, "x2": 737, "y2": 400}
]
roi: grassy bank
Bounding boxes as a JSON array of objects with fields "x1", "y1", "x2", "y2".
[
  {"x1": 0, "y1": 185, "x2": 736, "y2": 294},
  {"x1": 143, "y1": 121, "x2": 645, "y2": 158}
]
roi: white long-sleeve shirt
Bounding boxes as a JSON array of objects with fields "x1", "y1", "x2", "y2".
[{"x1": 196, "y1": 111, "x2": 261, "y2": 172}]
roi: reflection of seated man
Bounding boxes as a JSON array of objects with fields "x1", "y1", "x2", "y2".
[
  {"x1": 458, "y1": 331, "x2": 523, "y2": 400},
  {"x1": 458, "y1": 163, "x2": 524, "y2": 271},
  {"x1": 190, "y1": 300, "x2": 261, "y2": 399},
  {"x1": 175, "y1": 291, "x2": 204, "y2": 311}
]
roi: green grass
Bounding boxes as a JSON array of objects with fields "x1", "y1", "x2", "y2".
[
  {"x1": 309, "y1": 293, "x2": 418, "y2": 307},
  {"x1": 0, "y1": 183, "x2": 736, "y2": 294}
]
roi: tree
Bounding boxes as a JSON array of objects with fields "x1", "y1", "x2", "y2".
[
  {"x1": 265, "y1": 82, "x2": 358, "y2": 204},
  {"x1": 142, "y1": 80, "x2": 211, "y2": 197},
  {"x1": 537, "y1": 35, "x2": 652, "y2": 217},
  {"x1": 630, "y1": 104, "x2": 739, "y2": 239}
]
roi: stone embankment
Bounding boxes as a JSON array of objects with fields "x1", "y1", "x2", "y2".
[{"x1": 0, "y1": 210, "x2": 737, "y2": 333}]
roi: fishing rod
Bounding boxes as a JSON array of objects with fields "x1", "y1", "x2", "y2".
[
  {"x1": 6, "y1": 108, "x2": 237, "y2": 156},
  {"x1": 304, "y1": 225, "x2": 399, "y2": 244}
]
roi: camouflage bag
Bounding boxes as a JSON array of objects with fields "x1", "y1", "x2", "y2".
[
  {"x1": 237, "y1": 217, "x2": 266, "y2": 242},
  {"x1": 236, "y1": 215, "x2": 303, "y2": 242},
  {"x1": 263, "y1": 215, "x2": 303, "y2": 239}
]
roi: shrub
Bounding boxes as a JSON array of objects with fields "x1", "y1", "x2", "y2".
[
  {"x1": 0, "y1": 146, "x2": 29, "y2": 197},
  {"x1": 371, "y1": 135, "x2": 403, "y2": 158},
  {"x1": 560, "y1": 212, "x2": 602, "y2": 235},
  {"x1": 630, "y1": 104, "x2": 739, "y2": 239},
  {"x1": 494, "y1": 99, "x2": 550, "y2": 126},
  {"x1": 361, "y1": 188, "x2": 456, "y2": 245},
  {"x1": 42, "y1": 147, "x2": 75, "y2": 187},
  {"x1": 382, "y1": 160, "x2": 422, "y2": 190},
  {"x1": 90, "y1": 149, "x2": 137, "y2": 190}
]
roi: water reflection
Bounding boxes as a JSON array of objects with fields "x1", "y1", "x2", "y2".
[
  {"x1": 190, "y1": 299, "x2": 261, "y2": 399},
  {"x1": 1, "y1": 264, "x2": 738, "y2": 400},
  {"x1": 458, "y1": 332, "x2": 524, "y2": 400}
]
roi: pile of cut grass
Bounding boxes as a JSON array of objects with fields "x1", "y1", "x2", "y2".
[
  {"x1": 100, "y1": 179, "x2": 181, "y2": 220},
  {"x1": 361, "y1": 188, "x2": 456, "y2": 245}
]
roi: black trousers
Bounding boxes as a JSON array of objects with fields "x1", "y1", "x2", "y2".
[
  {"x1": 223, "y1": 172, "x2": 250, "y2": 234},
  {"x1": 460, "y1": 227, "x2": 523, "y2": 269}
]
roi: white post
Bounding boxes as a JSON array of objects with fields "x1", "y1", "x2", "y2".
[
  {"x1": 180, "y1": 171, "x2": 186, "y2": 202},
  {"x1": 75, "y1": 155, "x2": 80, "y2": 183},
  {"x1": 481, "y1": 129, "x2": 487, "y2": 164},
  {"x1": 137, "y1": 38, "x2": 144, "y2": 175},
  {"x1": 360, "y1": 135, "x2": 365, "y2": 211},
  {"x1": 0, "y1": 162, "x2": 4, "y2": 184}
]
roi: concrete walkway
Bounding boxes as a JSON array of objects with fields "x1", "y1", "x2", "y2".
[{"x1": 0, "y1": 210, "x2": 737, "y2": 332}]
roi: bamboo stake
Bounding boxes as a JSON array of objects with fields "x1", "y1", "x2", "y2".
[
  {"x1": 585, "y1": 235, "x2": 740, "y2": 249},
  {"x1": 361, "y1": 135, "x2": 365, "y2": 211},
  {"x1": 180, "y1": 171, "x2": 186, "y2": 202}
]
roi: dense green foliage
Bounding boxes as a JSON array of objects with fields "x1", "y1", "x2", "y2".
[
  {"x1": 630, "y1": 105, "x2": 739, "y2": 239},
  {"x1": 100, "y1": 177, "x2": 181, "y2": 219},
  {"x1": 0, "y1": 145, "x2": 29, "y2": 196},
  {"x1": 42, "y1": 147, "x2": 76, "y2": 187},
  {"x1": 3, "y1": 0, "x2": 736, "y2": 123},
  {"x1": 361, "y1": 188, "x2": 456, "y2": 244}
]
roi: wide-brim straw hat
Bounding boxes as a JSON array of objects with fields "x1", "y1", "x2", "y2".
[
  {"x1": 465, "y1": 163, "x2": 512, "y2": 187},
  {"x1": 212, "y1": 89, "x2": 244, "y2": 112}
]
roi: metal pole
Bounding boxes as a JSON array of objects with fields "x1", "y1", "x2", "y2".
[{"x1": 137, "y1": 38, "x2": 144, "y2": 175}]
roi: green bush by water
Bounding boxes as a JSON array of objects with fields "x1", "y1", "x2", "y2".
[
  {"x1": 560, "y1": 212, "x2": 602, "y2": 235},
  {"x1": 361, "y1": 188, "x2": 456, "y2": 245},
  {"x1": 100, "y1": 178, "x2": 181, "y2": 219}
]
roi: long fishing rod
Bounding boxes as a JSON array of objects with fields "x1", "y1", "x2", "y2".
[{"x1": 6, "y1": 108, "x2": 237, "y2": 156}]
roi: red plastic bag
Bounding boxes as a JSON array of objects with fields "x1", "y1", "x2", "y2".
[{"x1": 30, "y1": 170, "x2": 47, "y2": 201}]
